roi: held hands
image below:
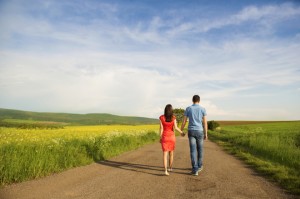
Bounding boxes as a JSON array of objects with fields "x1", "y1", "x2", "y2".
[
  {"x1": 180, "y1": 131, "x2": 186, "y2": 137},
  {"x1": 204, "y1": 134, "x2": 208, "y2": 140}
]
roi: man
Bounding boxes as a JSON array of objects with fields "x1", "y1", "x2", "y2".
[{"x1": 181, "y1": 95, "x2": 208, "y2": 176}]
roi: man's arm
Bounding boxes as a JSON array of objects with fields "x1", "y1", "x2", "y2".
[
  {"x1": 181, "y1": 116, "x2": 187, "y2": 131},
  {"x1": 202, "y1": 116, "x2": 208, "y2": 140}
]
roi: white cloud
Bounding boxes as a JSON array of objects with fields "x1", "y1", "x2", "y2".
[
  {"x1": 167, "y1": 3, "x2": 300, "y2": 36},
  {"x1": 1, "y1": 34, "x2": 299, "y2": 119},
  {"x1": 232, "y1": 3, "x2": 300, "y2": 23},
  {"x1": 201, "y1": 100, "x2": 228, "y2": 117},
  {"x1": 0, "y1": 1, "x2": 299, "y2": 120}
]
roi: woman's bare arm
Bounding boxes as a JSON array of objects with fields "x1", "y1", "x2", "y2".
[
  {"x1": 159, "y1": 120, "x2": 164, "y2": 139},
  {"x1": 174, "y1": 119, "x2": 184, "y2": 135}
]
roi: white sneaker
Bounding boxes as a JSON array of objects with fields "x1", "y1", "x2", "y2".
[
  {"x1": 192, "y1": 171, "x2": 198, "y2": 176},
  {"x1": 198, "y1": 166, "x2": 203, "y2": 172}
]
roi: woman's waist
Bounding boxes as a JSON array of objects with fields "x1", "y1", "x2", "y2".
[{"x1": 162, "y1": 131, "x2": 175, "y2": 136}]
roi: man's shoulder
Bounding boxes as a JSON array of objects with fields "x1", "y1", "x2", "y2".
[
  {"x1": 192, "y1": 104, "x2": 206, "y2": 113},
  {"x1": 185, "y1": 105, "x2": 194, "y2": 112},
  {"x1": 184, "y1": 106, "x2": 191, "y2": 116},
  {"x1": 199, "y1": 105, "x2": 207, "y2": 115},
  {"x1": 187, "y1": 104, "x2": 197, "y2": 109}
]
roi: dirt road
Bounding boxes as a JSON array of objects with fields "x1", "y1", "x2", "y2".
[{"x1": 0, "y1": 137, "x2": 296, "y2": 199}]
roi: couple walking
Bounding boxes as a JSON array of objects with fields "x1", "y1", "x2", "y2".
[{"x1": 159, "y1": 95, "x2": 207, "y2": 176}]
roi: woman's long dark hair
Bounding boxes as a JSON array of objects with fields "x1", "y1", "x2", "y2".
[{"x1": 164, "y1": 104, "x2": 173, "y2": 122}]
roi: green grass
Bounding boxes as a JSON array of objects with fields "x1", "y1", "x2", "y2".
[
  {"x1": 209, "y1": 121, "x2": 300, "y2": 195},
  {"x1": 0, "y1": 126, "x2": 159, "y2": 185},
  {"x1": 0, "y1": 108, "x2": 158, "y2": 125}
]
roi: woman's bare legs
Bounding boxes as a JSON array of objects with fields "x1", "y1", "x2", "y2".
[
  {"x1": 163, "y1": 151, "x2": 169, "y2": 175},
  {"x1": 168, "y1": 151, "x2": 174, "y2": 171}
]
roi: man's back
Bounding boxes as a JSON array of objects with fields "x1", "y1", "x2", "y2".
[{"x1": 184, "y1": 104, "x2": 207, "y2": 131}]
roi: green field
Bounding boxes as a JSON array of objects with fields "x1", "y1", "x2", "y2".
[
  {"x1": 0, "y1": 108, "x2": 158, "y2": 125},
  {"x1": 1, "y1": 110, "x2": 299, "y2": 195},
  {"x1": 209, "y1": 121, "x2": 300, "y2": 194},
  {"x1": 0, "y1": 108, "x2": 160, "y2": 186},
  {"x1": 0, "y1": 125, "x2": 159, "y2": 186}
]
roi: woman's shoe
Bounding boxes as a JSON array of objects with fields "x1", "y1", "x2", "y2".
[
  {"x1": 165, "y1": 171, "x2": 170, "y2": 176},
  {"x1": 167, "y1": 168, "x2": 173, "y2": 172}
]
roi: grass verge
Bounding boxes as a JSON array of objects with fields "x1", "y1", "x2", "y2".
[{"x1": 209, "y1": 122, "x2": 300, "y2": 195}]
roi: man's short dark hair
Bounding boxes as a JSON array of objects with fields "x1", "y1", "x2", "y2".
[{"x1": 192, "y1": 95, "x2": 200, "y2": 103}]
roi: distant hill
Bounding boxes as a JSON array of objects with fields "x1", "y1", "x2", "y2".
[{"x1": 0, "y1": 108, "x2": 158, "y2": 125}]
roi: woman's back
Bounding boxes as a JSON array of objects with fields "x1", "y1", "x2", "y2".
[{"x1": 160, "y1": 115, "x2": 175, "y2": 133}]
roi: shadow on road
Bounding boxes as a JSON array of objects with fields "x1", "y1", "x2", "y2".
[{"x1": 97, "y1": 160, "x2": 191, "y2": 176}]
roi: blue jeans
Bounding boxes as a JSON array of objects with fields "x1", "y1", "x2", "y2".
[{"x1": 188, "y1": 130, "x2": 204, "y2": 172}]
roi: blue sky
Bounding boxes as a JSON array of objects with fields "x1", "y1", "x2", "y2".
[{"x1": 0, "y1": 0, "x2": 299, "y2": 120}]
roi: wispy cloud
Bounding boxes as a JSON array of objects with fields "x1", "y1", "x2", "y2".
[
  {"x1": 0, "y1": 1, "x2": 299, "y2": 119},
  {"x1": 167, "y1": 3, "x2": 300, "y2": 36}
]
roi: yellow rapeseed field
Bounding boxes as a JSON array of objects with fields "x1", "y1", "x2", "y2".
[
  {"x1": 0, "y1": 125, "x2": 159, "y2": 185},
  {"x1": 0, "y1": 125, "x2": 159, "y2": 145}
]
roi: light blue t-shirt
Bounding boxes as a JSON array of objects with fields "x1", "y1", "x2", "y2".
[{"x1": 184, "y1": 104, "x2": 207, "y2": 131}]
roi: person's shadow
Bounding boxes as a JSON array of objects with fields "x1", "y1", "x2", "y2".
[{"x1": 97, "y1": 160, "x2": 191, "y2": 176}]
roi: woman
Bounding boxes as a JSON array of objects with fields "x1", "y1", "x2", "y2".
[{"x1": 159, "y1": 104, "x2": 184, "y2": 176}]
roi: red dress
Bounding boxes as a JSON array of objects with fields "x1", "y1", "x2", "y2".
[{"x1": 159, "y1": 115, "x2": 176, "y2": 151}]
